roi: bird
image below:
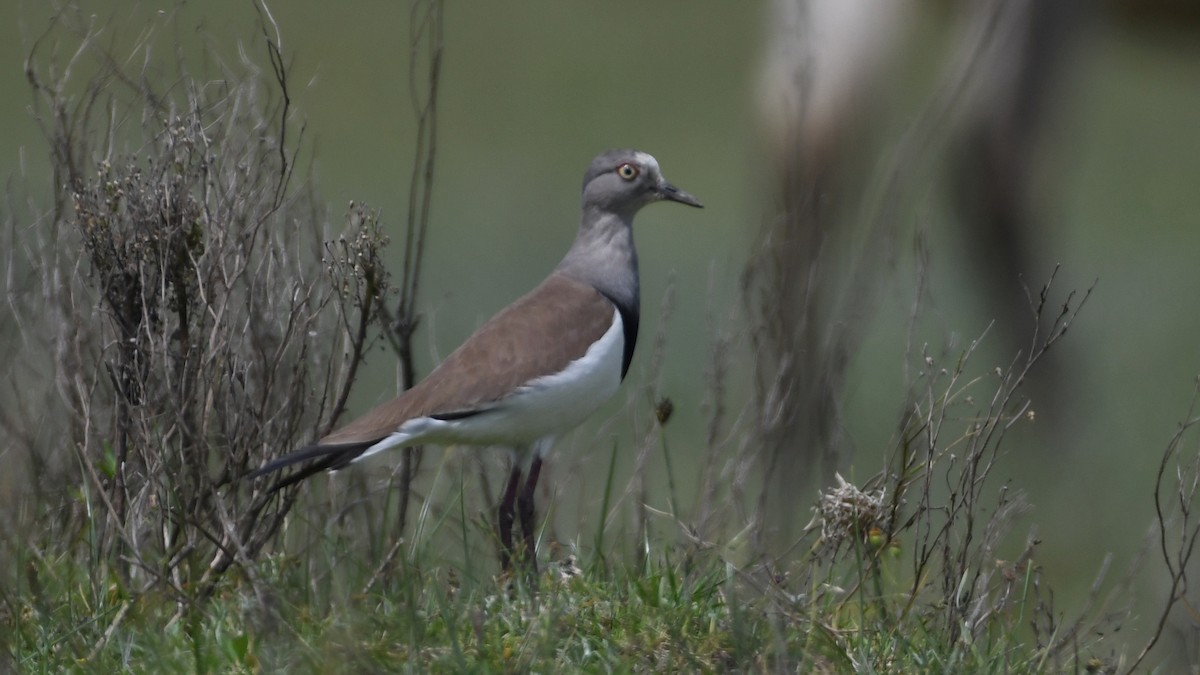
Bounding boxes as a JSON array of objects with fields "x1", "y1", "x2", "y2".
[{"x1": 251, "y1": 149, "x2": 702, "y2": 571}]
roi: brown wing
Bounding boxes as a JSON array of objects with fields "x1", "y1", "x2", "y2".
[{"x1": 319, "y1": 273, "x2": 616, "y2": 446}]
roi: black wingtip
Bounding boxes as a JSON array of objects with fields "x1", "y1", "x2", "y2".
[
  {"x1": 249, "y1": 444, "x2": 341, "y2": 479},
  {"x1": 247, "y1": 441, "x2": 377, "y2": 493}
]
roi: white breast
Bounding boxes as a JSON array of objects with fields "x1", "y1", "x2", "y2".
[{"x1": 356, "y1": 309, "x2": 626, "y2": 461}]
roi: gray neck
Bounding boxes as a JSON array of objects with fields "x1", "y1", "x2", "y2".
[{"x1": 555, "y1": 207, "x2": 640, "y2": 312}]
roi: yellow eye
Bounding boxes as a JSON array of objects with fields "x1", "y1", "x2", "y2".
[{"x1": 616, "y1": 163, "x2": 639, "y2": 181}]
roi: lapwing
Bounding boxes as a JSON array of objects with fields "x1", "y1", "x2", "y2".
[{"x1": 252, "y1": 149, "x2": 702, "y2": 571}]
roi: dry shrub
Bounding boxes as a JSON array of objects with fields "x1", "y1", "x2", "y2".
[{"x1": 1, "y1": 4, "x2": 392, "y2": 613}]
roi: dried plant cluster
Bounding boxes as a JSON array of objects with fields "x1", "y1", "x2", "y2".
[
  {"x1": 855, "y1": 272, "x2": 1097, "y2": 655},
  {"x1": 690, "y1": 266, "x2": 1112, "y2": 668},
  {"x1": 1, "y1": 7, "x2": 395, "y2": 611},
  {"x1": 815, "y1": 473, "x2": 888, "y2": 551}
]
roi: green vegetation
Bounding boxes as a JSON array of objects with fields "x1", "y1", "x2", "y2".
[{"x1": 7, "y1": 529, "x2": 1099, "y2": 673}]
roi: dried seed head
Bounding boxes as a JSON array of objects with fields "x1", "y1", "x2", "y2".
[
  {"x1": 816, "y1": 473, "x2": 888, "y2": 550},
  {"x1": 654, "y1": 397, "x2": 674, "y2": 425}
]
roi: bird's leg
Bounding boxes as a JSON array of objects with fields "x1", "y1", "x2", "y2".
[
  {"x1": 517, "y1": 455, "x2": 543, "y2": 574},
  {"x1": 498, "y1": 463, "x2": 522, "y2": 571}
]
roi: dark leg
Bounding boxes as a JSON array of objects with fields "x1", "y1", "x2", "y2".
[
  {"x1": 517, "y1": 455, "x2": 543, "y2": 573},
  {"x1": 497, "y1": 463, "x2": 522, "y2": 571}
]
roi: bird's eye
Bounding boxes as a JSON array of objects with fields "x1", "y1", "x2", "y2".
[{"x1": 616, "y1": 163, "x2": 639, "y2": 181}]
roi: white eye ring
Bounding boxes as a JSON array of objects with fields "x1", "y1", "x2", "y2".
[{"x1": 616, "y1": 163, "x2": 639, "y2": 181}]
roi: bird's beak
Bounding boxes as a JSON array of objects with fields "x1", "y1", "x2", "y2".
[{"x1": 658, "y1": 180, "x2": 703, "y2": 208}]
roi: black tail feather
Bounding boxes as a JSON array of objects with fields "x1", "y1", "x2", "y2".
[{"x1": 248, "y1": 441, "x2": 376, "y2": 493}]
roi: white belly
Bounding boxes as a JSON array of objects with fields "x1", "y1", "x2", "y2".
[
  {"x1": 473, "y1": 309, "x2": 625, "y2": 443},
  {"x1": 357, "y1": 309, "x2": 625, "y2": 459}
]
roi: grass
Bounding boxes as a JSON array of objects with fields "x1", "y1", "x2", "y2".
[{"x1": 9, "y1": 537, "x2": 1073, "y2": 673}]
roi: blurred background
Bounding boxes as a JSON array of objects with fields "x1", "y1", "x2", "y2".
[{"x1": 2, "y1": 0, "x2": 1199, "y2": 664}]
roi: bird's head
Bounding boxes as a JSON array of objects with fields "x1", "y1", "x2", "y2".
[{"x1": 581, "y1": 149, "x2": 703, "y2": 216}]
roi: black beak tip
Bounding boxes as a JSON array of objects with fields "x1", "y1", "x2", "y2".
[{"x1": 661, "y1": 182, "x2": 704, "y2": 208}]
